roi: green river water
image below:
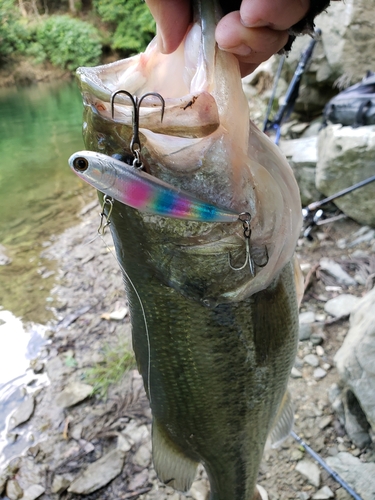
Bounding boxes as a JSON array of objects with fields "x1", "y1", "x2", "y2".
[
  {"x1": 0, "y1": 80, "x2": 92, "y2": 323},
  {"x1": 0, "y1": 81, "x2": 96, "y2": 465}
]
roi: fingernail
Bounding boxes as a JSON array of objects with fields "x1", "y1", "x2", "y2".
[{"x1": 219, "y1": 44, "x2": 252, "y2": 57}]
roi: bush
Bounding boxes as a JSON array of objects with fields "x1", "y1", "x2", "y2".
[
  {"x1": 0, "y1": 0, "x2": 29, "y2": 62},
  {"x1": 93, "y1": 0, "x2": 155, "y2": 54},
  {"x1": 35, "y1": 15, "x2": 102, "y2": 70}
]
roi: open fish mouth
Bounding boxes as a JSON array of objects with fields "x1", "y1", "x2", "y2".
[{"x1": 75, "y1": 1, "x2": 302, "y2": 299}]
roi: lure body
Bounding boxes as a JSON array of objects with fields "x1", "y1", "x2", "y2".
[{"x1": 69, "y1": 151, "x2": 239, "y2": 223}]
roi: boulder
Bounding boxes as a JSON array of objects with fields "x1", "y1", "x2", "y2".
[
  {"x1": 279, "y1": 137, "x2": 321, "y2": 205},
  {"x1": 334, "y1": 287, "x2": 375, "y2": 432},
  {"x1": 316, "y1": 124, "x2": 375, "y2": 226},
  {"x1": 326, "y1": 453, "x2": 375, "y2": 500},
  {"x1": 281, "y1": 1, "x2": 375, "y2": 114}
]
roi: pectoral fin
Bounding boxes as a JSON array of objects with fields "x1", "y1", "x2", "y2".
[
  {"x1": 152, "y1": 419, "x2": 199, "y2": 492},
  {"x1": 267, "y1": 390, "x2": 294, "y2": 449}
]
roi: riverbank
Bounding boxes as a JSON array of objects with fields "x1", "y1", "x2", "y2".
[
  {"x1": 1, "y1": 194, "x2": 375, "y2": 499},
  {"x1": 0, "y1": 58, "x2": 72, "y2": 88}
]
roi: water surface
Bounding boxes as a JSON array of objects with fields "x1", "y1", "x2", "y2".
[{"x1": 0, "y1": 80, "x2": 93, "y2": 321}]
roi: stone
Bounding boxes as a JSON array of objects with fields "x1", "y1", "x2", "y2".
[
  {"x1": 295, "y1": 459, "x2": 320, "y2": 487},
  {"x1": 190, "y1": 479, "x2": 210, "y2": 500},
  {"x1": 324, "y1": 294, "x2": 360, "y2": 319},
  {"x1": 316, "y1": 125, "x2": 375, "y2": 226},
  {"x1": 55, "y1": 382, "x2": 93, "y2": 408},
  {"x1": 279, "y1": 137, "x2": 320, "y2": 205},
  {"x1": 281, "y1": 2, "x2": 375, "y2": 113},
  {"x1": 335, "y1": 488, "x2": 352, "y2": 500},
  {"x1": 341, "y1": 389, "x2": 371, "y2": 449},
  {"x1": 312, "y1": 486, "x2": 334, "y2": 499},
  {"x1": 291, "y1": 367, "x2": 303, "y2": 379},
  {"x1": 326, "y1": 452, "x2": 375, "y2": 500},
  {"x1": 313, "y1": 368, "x2": 327, "y2": 379},
  {"x1": 299, "y1": 311, "x2": 316, "y2": 324},
  {"x1": 9, "y1": 395, "x2": 35, "y2": 430},
  {"x1": 51, "y1": 475, "x2": 71, "y2": 494},
  {"x1": 0, "y1": 244, "x2": 12, "y2": 265},
  {"x1": 22, "y1": 485, "x2": 45, "y2": 500},
  {"x1": 68, "y1": 448, "x2": 126, "y2": 494},
  {"x1": 5, "y1": 479, "x2": 23, "y2": 500},
  {"x1": 299, "y1": 323, "x2": 313, "y2": 341},
  {"x1": 334, "y1": 287, "x2": 375, "y2": 432},
  {"x1": 133, "y1": 443, "x2": 152, "y2": 467},
  {"x1": 318, "y1": 416, "x2": 333, "y2": 430},
  {"x1": 304, "y1": 354, "x2": 320, "y2": 368},
  {"x1": 319, "y1": 259, "x2": 357, "y2": 287}
]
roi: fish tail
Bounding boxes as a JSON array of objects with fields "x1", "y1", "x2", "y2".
[{"x1": 152, "y1": 418, "x2": 199, "y2": 491}]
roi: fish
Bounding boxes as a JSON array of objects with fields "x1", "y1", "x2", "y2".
[{"x1": 73, "y1": 0, "x2": 302, "y2": 498}]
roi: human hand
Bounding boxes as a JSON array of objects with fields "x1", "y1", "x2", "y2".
[{"x1": 145, "y1": 0, "x2": 310, "y2": 77}]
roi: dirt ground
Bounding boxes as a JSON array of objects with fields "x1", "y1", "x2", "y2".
[{"x1": 1, "y1": 196, "x2": 374, "y2": 500}]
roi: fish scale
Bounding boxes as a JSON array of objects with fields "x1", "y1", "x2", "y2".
[{"x1": 108, "y1": 202, "x2": 298, "y2": 500}]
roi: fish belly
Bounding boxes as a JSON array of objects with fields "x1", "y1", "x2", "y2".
[{"x1": 108, "y1": 202, "x2": 299, "y2": 500}]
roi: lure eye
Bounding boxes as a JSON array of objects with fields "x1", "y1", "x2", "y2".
[{"x1": 73, "y1": 157, "x2": 89, "y2": 172}]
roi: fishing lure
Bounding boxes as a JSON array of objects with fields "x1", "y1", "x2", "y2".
[{"x1": 69, "y1": 150, "x2": 239, "y2": 223}]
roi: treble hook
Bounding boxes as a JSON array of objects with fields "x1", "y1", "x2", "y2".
[
  {"x1": 228, "y1": 212, "x2": 269, "y2": 276},
  {"x1": 110, "y1": 90, "x2": 165, "y2": 156},
  {"x1": 98, "y1": 195, "x2": 114, "y2": 235}
]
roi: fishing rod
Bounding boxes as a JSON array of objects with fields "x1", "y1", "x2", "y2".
[
  {"x1": 291, "y1": 431, "x2": 363, "y2": 500},
  {"x1": 263, "y1": 29, "x2": 322, "y2": 145},
  {"x1": 302, "y1": 174, "x2": 375, "y2": 239}
]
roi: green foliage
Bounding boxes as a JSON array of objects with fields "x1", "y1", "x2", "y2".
[
  {"x1": 85, "y1": 342, "x2": 136, "y2": 398},
  {"x1": 0, "y1": 0, "x2": 29, "y2": 62},
  {"x1": 93, "y1": 0, "x2": 156, "y2": 54},
  {"x1": 35, "y1": 15, "x2": 102, "y2": 70}
]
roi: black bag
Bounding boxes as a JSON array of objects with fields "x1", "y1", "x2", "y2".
[{"x1": 323, "y1": 71, "x2": 375, "y2": 128}]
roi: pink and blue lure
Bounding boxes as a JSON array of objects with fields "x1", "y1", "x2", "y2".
[{"x1": 69, "y1": 151, "x2": 240, "y2": 223}]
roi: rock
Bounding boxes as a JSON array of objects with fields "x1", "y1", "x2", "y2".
[
  {"x1": 318, "y1": 416, "x2": 333, "y2": 430},
  {"x1": 326, "y1": 452, "x2": 375, "y2": 500},
  {"x1": 313, "y1": 368, "x2": 327, "y2": 379},
  {"x1": 334, "y1": 287, "x2": 375, "y2": 432},
  {"x1": 299, "y1": 311, "x2": 316, "y2": 324},
  {"x1": 21, "y1": 485, "x2": 45, "y2": 500},
  {"x1": 304, "y1": 354, "x2": 320, "y2": 368},
  {"x1": 55, "y1": 382, "x2": 93, "y2": 408},
  {"x1": 290, "y1": 449, "x2": 304, "y2": 461},
  {"x1": 291, "y1": 367, "x2": 303, "y2": 378},
  {"x1": 5, "y1": 479, "x2": 23, "y2": 500},
  {"x1": 324, "y1": 294, "x2": 360, "y2": 319},
  {"x1": 299, "y1": 323, "x2": 313, "y2": 341},
  {"x1": 127, "y1": 470, "x2": 149, "y2": 491},
  {"x1": 68, "y1": 448, "x2": 126, "y2": 494},
  {"x1": 256, "y1": 484, "x2": 268, "y2": 500},
  {"x1": 51, "y1": 475, "x2": 71, "y2": 494},
  {"x1": 316, "y1": 125, "x2": 375, "y2": 226},
  {"x1": 190, "y1": 479, "x2": 210, "y2": 500},
  {"x1": 281, "y1": 2, "x2": 375, "y2": 113},
  {"x1": 335, "y1": 488, "x2": 352, "y2": 500},
  {"x1": 101, "y1": 307, "x2": 129, "y2": 321},
  {"x1": 312, "y1": 486, "x2": 334, "y2": 499},
  {"x1": 319, "y1": 259, "x2": 357, "y2": 287},
  {"x1": 133, "y1": 443, "x2": 152, "y2": 467},
  {"x1": 9, "y1": 395, "x2": 35, "y2": 430},
  {"x1": 0, "y1": 244, "x2": 12, "y2": 265},
  {"x1": 279, "y1": 137, "x2": 320, "y2": 205},
  {"x1": 295, "y1": 459, "x2": 320, "y2": 487},
  {"x1": 341, "y1": 389, "x2": 371, "y2": 449},
  {"x1": 117, "y1": 433, "x2": 132, "y2": 453}
]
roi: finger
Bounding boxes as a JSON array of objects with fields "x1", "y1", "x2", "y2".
[
  {"x1": 240, "y1": 0, "x2": 310, "y2": 30},
  {"x1": 216, "y1": 11, "x2": 289, "y2": 58},
  {"x1": 145, "y1": 0, "x2": 192, "y2": 53}
]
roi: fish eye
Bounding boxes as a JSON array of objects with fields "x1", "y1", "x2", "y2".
[{"x1": 73, "y1": 157, "x2": 89, "y2": 172}]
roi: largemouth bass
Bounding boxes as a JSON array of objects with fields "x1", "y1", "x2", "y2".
[{"x1": 73, "y1": 0, "x2": 302, "y2": 498}]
